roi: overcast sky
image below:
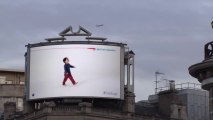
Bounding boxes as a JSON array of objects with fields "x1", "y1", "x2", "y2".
[{"x1": 0, "y1": 0, "x2": 213, "y2": 101}]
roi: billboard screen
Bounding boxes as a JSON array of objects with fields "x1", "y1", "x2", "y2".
[{"x1": 29, "y1": 44, "x2": 122, "y2": 100}]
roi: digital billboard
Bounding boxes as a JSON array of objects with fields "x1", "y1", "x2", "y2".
[{"x1": 29, "y1": 44, "x2": 122, "y2": 100}]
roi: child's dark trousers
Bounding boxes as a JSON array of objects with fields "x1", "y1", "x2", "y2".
[{"x1": 63, "y1": 73, "x2": 76, "y2": 85}]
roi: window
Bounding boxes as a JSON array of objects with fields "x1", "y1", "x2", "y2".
[
  {"x1": 17, "y1": 98, "x2": 23, "y2": 111},
  {"x1": 125, "y1": 65, "x2": 127, "y2": 85},
  {"x1": 130, "y1": 65, "x2": 133, "y2": 85},
  {"x1": 0, "y1": 76, "x2": 6, "y2": 84},
  {"x1": 20, "y1": 81, "x2": 25, "y2": 85}
]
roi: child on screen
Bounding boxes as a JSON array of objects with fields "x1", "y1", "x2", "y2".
[{"x1": 62, "y1": 57, "x2": 78, "y2": 85}]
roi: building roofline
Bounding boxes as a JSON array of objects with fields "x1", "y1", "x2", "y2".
[{"x1": 0, "y1": 68, "x2": 24, "y2": 73}]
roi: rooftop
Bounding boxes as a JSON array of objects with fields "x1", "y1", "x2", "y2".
[{"x1": 0, "y1": 68, "x2": 24, "y2": 73}]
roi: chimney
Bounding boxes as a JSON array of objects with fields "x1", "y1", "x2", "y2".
[{"x1": 169, "y1": 80, "x2": 175, "y2": 90}]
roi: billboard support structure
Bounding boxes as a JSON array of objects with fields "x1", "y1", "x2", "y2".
[
  {"x1": 59, "y1": 26, "x2": 92, "y2": 37},
  {"x1": 45, "y1": 37, "x2": 66, "y2": 42},
  {"x1": 125, "y1": 50, "x2": 135, "y2": 93},
  {"x1": 45, "y1": 26, "x2": 106, "y2": 43}
]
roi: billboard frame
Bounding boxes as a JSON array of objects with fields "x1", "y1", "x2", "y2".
[{"x1": 25, "y1": 41, "x2": 126, "y2": 101}]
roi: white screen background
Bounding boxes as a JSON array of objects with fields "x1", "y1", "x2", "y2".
[{"x1": 29, "y1": 44, "x2": 121, "y2": 100}]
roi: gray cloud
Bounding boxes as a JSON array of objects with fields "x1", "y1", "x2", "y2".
[{"x1": 0, "y1": 0, "x2": 213, "y2": 101}]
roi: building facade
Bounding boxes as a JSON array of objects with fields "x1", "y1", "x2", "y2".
[
  {"x1": 148, "y1": 82, "x2": 209, "y2": 120},
  {"x1": 178, "y1": 89, "x2": 209, "y2": 120},
  {"x1": 0, "y1": 69, "x2": 24, "y2": 118},
  {"x1": 189, "y1": 41, "x2": 213, "y2": 120}
]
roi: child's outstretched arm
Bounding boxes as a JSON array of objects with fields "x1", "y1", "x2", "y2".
[{"x1": 69, "y1": 64, "x2": 75, "y2": 68}]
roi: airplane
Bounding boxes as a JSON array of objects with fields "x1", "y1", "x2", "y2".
[{"x1": 95, "y1": 24, "x2": 104, "y2": 27}]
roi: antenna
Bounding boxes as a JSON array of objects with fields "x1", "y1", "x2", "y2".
[{"x1": 155, "y1": 71, "x2": 165, "y2": 94}]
